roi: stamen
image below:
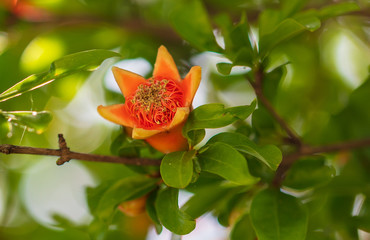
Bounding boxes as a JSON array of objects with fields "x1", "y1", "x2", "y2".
[{"x1": 126, "y1": 79, "x2": 184, "y2": 128}]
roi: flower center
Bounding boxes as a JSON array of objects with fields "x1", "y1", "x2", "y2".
[{"x1": 127, "y1": 79, "x2": 184, "y2": 128}]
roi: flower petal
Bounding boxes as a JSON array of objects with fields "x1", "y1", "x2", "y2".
[
  {"x1": 153, "y1": 45, "x2": 181, "y2": 81},
  {"x1": 167, "y1": 107, "x2": 189, "y2": 129},
  {"x1": 97, "y1": 104, "x2": 134, "y2": 128},
  {"x1": 145, "y1": 123, "x2": 188, "y2": 154},
  {"x1": 132, "y1": 127, "x2": 162, "y2": 139},
  {"x1": 181, "y1": 66, "x2": 201, "y2": 106},
  {"x1": 112, "y1": 66, "x2": 147, "y2": 98}
]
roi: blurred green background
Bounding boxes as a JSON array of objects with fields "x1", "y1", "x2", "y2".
[{"x1": 0, "y1": 0, "x2": 369, "y2": 239}]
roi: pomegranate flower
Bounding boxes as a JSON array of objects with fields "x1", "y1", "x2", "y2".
[{"x1": 98, "y1": 46, "x2": 201, "y2": 153}]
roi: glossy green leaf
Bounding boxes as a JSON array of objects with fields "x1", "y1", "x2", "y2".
[
  {"x1": 1, "y1": 110, "x2": 52, "y2": 134},
  {"x1": 207, "y1": 132, "x2": 282, "y2": 170},
  {"x1": 0, "y1": 49, "x2": 120, "y2": 102},
  {"x1": 95, "y1": 175, "x2": 158, "y2": 220},
  {"x1": 197, "y1": 143, "x2": 259, "y2": 185},
  {"x1": 230, "y1": 213, "x2": 256, "y2": 240},
  {"x1": 250, "y1": 188, "x2": 308, "y2": 240},
  {"x1": 167, "y1": 0, "x2": 220, "y2": 52},
  {"x1": 183, "y1": 101, "x2": 256, "y2": 146},
  {"x1": 319, "y1": 2, "x2": 360, "y2": 19},
  {"x1": 160, "y1": 150, "x2": 196, "y2": 189},
  {"x1": 283, "y1": 157, "x2": 335, "y2": 189},
  {"x1": 155, "y1": 187, "x2": 196, "y2": 235}
]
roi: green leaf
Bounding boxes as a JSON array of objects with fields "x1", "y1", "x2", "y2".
[
  {"x1": 1, "y1": 110, "x2": 52, "y2": 134},
  {"x1": 0, "y1": 49, "x2": 120, "y2": 102},
  {"x1": 146, "y1": 191, "x2": 163, "y2": 234},
  {"x1": 230, "y1": 213, "x2": 256, "y2": 240},
  {"x1": 155, "y1": 187, "x2": 196, "y2": 235},
  {"x1": 95, "y1": 175, "x2": 158, "y2": 220},
  {"x1": 186, "y1": 129, "x2": 206, "y2": 148},
  {"x1": 167, "y1": 0, "x2": 220, "y2": 52},
  {"x1": 160, "y1": 150, "x2": 196, "y2": 189},
  {"x1": 207, "y1": 132, "x2": 282, "y2": 171},
  {"x1": 250, "y1": 188, "x2": 308, "y2": 240},
  {"x1": 283, "y1": 157, "x2": 335, "y2": 189},
  {"x1": 319, "y1": 2, "x2": 360, "y2": 19},
  {"x1": 294, "y1": 14, "x2": 321, "y2": 32},
  {"x1": 182, "y1": 183, "x2": 232, "y2": 219},
  {"x1": 259, "y1": 18, "x2": 312, "y2": 57},
  {"x1": 183, "y1": 101, "x2": 256, "y2": 146},
  {"x1": 280, "y1": 0, "x2": 305, "y2": 18},
  {"x1": 197, "y1": 143, "x2": 259, "y2": 185},
  {"x1": 216, "y1": 62, "x2": 233, "y2": 75}
]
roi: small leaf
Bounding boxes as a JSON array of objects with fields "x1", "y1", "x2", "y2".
[
  {"x1": 207, "y1": 132, "x2": 282, "y2": 170},
  {"x1": 146, "y1": 191, "x2": 163, "y2": 234},
  {"x1": 283, "y1": 157, "x2": 335, "y2": 189},
  {"x1": 259, "y1": 18, "x2": 312, "y2": 57},
  {"x1": 183, "y1": 101, "x2": 256, "y2": 146},
  {"x1": 186, "y1": 129, "x2": 206, "y2": 148},
  {"x1": 0, "y1": 49, "x2": 121, "y2": 102},
  {"x1": 216, "y1": 62, "x2": 233, "y2": 75},
  {"x1": 155, "y1": 187, "x2": 196, "y2": 235},
  {"x1": 230, "y1": 213, "x2": 256, "y2": 240},
  {"x1": 319, "y1": 2, "x2": 360, "y2": 19},
  {"x1": 182, "y1": 183, "x2": 232, "y2": 219},
  {"x1": 96, "y1": 175, "x2": 158, "y2": 220},
  {"x1": 1, "y1": 110, "x2": 52, "y2": 134},
  {"x1": 250, "y1": 188, "x2": 308, "y2": 240},
  {"x1": 160, "y1": 150, "x2": 196, "y2": 189},
  {"x1": 197, "y1": 143, "x2": 259, "y2": 185},
  {"x1": 167, "y1": 0, "x2": 220, "y2": 52}
]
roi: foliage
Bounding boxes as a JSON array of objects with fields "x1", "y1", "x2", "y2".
[{"x1": 0, "y1": 0, "x2": 369, "y2": 240}]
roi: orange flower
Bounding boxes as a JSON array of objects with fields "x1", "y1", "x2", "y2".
[{"x1": 98, "y1": 46, "x2": 201, "y2": 153}]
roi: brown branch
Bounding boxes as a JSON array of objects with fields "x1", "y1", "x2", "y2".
[
  {"x1": 272, "y1": 138, "x2": 370, "y2": 187},
  {"x1": 252, "y1": 67, "x2": 302, "y2": 146},
  {"x1": 0, "y1": 134, "x2": 161, "y2": 166}
]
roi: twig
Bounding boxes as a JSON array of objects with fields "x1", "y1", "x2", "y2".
[
  {"x1": 251, "y1": 67, "x2": 302, "y2": 146},
  {"x1": 272, "y1": 138, "x2": 370, "y2": 187},
  {"x1": 0, "y1": 134, "x2": 161, "y2": 166}
]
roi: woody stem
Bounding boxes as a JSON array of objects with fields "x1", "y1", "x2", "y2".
[{"x1": 0, "y1": 134, "x2": 161, "y2": 166}]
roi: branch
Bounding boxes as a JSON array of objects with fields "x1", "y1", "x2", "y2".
[
  {"x1": 0, "y1": 134, "x2": 161, "y2": 166},
  {"x1": 272, "y1": 138, "x2": 370, "y2": 187},
  {"x1": 251, "y1": 67, "x2": 302, "y2": 146}
]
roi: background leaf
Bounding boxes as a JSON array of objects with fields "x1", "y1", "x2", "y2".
[
  {"x1": 155, "y1": 187, "x2": 196, "y2": 235},
  {"x1": 250, "y1": 188, "x2": 308, "y2": 240},
  {"x1": 0, "y1": 49, "x2": 120, "y2": 102},
  {"x1": 166, "y1": 0, "x2": 220, "y2": 52},
  {"x1": 95, "y1": 175, "x2": 158, "y2": 220},
  {"x1": 283, "y1": 157, "x2": 335, "y2": 189},
  {"x1": 0, "y1": 110, "x2": 52, "y2": 134}
]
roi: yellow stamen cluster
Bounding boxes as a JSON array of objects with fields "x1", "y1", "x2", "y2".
[{"x1": 127, "y1": 79, "x2": 183, "y2": 128}]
